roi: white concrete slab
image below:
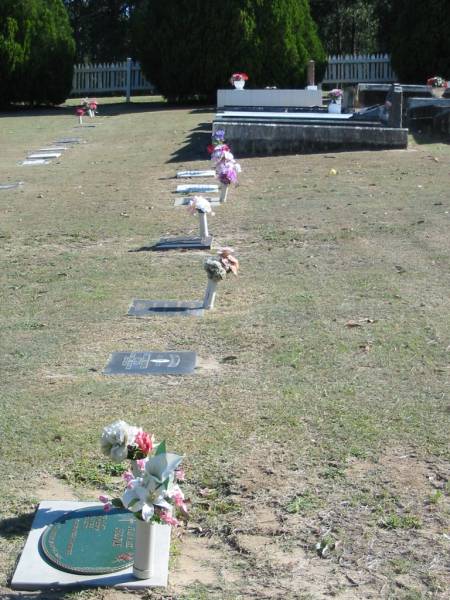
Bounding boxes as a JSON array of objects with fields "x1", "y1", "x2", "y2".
[
  {"x1": 217, "y1": 88, "x2": 323, "y2": 108},
  {"x1": 38, "y1": 147, "x2": 68, "y2": 152},
  {"x1": 11, "y1": 501, "x2": 170, "y2": 590},
  {"x1": 21, "y1": 159, "x2": 50, "y2": 166},
  {"x1": 176, "y1": 170, "x2": 216, "y2": 178},
  {"x1": 28, "y1": 152, "x2": 62, "y2": 159},
  {"x1": 217, "y1": 110, "x2": 353, "y2": 120},
  {"x1": 174, "y1": 196, "x2": 220, "y2": 207},
  {"x1": 176, "y1": 184, "x2": 219, "y2": 193}
]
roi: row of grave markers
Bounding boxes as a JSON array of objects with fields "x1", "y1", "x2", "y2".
[{"x1": 103, "y1": 132, "x2": 240, "y2": 377}]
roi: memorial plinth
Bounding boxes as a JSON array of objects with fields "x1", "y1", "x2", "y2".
[
  {"x1": 11, "y1": 501, "x2": 171, "y2": 590},
  {"x1": 217, "y1": 88, "x2": 323, "y2": 109}
]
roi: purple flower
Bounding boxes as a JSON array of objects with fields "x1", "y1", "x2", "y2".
[{"x1": 214, "y1": 129, "x2": 225, "y2": 141}]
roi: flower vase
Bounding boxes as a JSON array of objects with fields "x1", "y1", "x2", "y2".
[
  {"x1": 79, "y1": 116, "x2": 83, "y2": 125},
  {"x1": 133, "y1": 520, "x2": 157, "y2": 579},
  {"x1": 429, "y1": 86, "x2": 446, "y2": 98},
  {"x1": 233, "y1": 79, "x2": 245, "y2": 90},
  {"x1": 328, "y1": 99, "x2": 342, "y2": 114},
  {"x1": 203, "y1": 279, "x2": 218, "y2": 310},
  {"x1": 219, "y1": 185, "x2": 229, "y2": 203},
  {"x1": 198, "y1": 211, "x2": 209, "y2": 239}
]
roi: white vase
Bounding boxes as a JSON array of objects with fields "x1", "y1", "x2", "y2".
[
  {"x1": 203, "y1": 279, "x2": 218, "y2": 309},
  {"x1": 133, "y1": 520, "x2": 157, "y2": 579},
  {"x1": 198, "y1": 211, "x2": 209, "y2": 238},
  {"x1": 328, "y1": 99, "x2": 342, "y2": 114},
  {"x1": 233, "y1": 79, "x2": 245, "y2": 90},
  {"x1": 219, "y1": 184, "x2": 229, "y2": 203}
]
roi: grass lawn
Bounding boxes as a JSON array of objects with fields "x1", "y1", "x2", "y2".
[{"x1": 0, "y1": 96, "x2": 449, "y2": 600}]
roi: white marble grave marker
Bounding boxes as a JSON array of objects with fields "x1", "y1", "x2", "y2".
[
  {"x1": 174, "y1": 196, "x2": 220, "y2": 208},
  {"x1": 176, "y1": 184, "x2": 219, "y2": 194},
  {"x1": 176, "y1": 170, "x2": 216, "y2": 178},
  {"x1": 21, "y1": 159, "x2": 50, "y2": 166},
  {"x1": 27, "y1": 152, "x2": 62, "y2": 159}
]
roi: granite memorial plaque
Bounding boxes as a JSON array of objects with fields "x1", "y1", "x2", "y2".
[
  {"x1": 0, "y1": 182, "x2": 23, "y2": 190},
  {"x1": 128, "y1": 299, "x2": 204, "y2": 317},
  {"x1": 103, "y1": 351, "x2": 197, "y2": 375},
  {"x1": 174, "y1": 196, "x2": 220, "y2": 208},
  {"x1": 152, "y1": 235, "x2": 212, "y2": 251},
  {"x1": 28, "y1": 152, "x2": 62, "y2": 159},
  {"x1": 176, "y1": 170, "x2": 216, "y2": 178},
  {"x1": 40, "y1": 506, "x2": 135, "y2": 575},
  {"x1": 11, "y1": 501, "x2": 171, "y2": 589},
  {"x1": 176, "y1": 184, "x2": 219, "y2": 194},
  {"x1": 21, "y1": 159, "x2": 49, "y2": 166}
]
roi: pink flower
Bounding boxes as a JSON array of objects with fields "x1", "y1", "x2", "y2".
[
  {"x1": 103, "y1": 502, "x2": 112, "y2": 512},
  {"x1": 136, "y1": 458, "x2": 147, "y2": 471},
  {"x1": 160, "y1": 511, "x2": 179, "y2": 526},
  {"x1": 99, "y1": 495, "x2": 112, "y2": 512},
  {"x1": 76, "y1": 108, "x2": 85, "y2": 116},
  {"x1": 135, "y1": 431, "x2": 153, "y2": 454},
  {"x1": 122, "y1": 471, "x2": 133, "y2": 483},
  {"x1": 99, "y1": 494, "x2": 109, "y2": 503},
  {"x1": 175, "y1": 468, "x2": 186, "y2": 482}
]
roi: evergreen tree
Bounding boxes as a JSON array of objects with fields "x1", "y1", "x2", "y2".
[
  {"x1": 133, "y1": 0, "x2": 326, "y2": 102},
  {"x1": 0, "y1": 0, "x2": 75, "y2": 105}
]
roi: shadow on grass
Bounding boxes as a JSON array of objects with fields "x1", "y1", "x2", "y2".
[
  {"x1": 0, "y1": 511, "x2": 35, "y2": 539},
  {"x1": 167, "y1": 121, "x2": 213, "y2": 163},
  {"x1": 409, "y1": 127, "x2": 450, "y2": 146}
]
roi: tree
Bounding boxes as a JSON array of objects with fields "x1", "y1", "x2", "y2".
[
  {"x1": 390, "y1": 0, "x2": 450, "y2": 83},
  {"x1": 0, "y1": 0, "x2": 75, "y2": 105},
  {"x1": 133, "y1": 0, "x2": 326, "y2": 102}
]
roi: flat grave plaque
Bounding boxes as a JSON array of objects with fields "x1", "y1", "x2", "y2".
[
  {"x1": 128, "y1": 299, "x2": 204, "y2": 317},
  {"x1": 21, "y1": 159, "x2": 49, "y2": 166},
  {"x1": 103, "y1": 351, "x2": 197, "y2": 375},
  {"x1": 40, "y1": 506, "x2": 135, "y2": 574},
  {"x1": 11, "y1": 501, "x2": 171, "y2": 589},
  {"x1": 152, "y1": 235, "x2": 212, "y2": 251},
  {"x1": 0, "y1": 182, "x2": 23, "y2": 190},
  {"x1": 174, "y1": 196, "x2": 220, "y2": 208},
  {"x1": 38, "y1": 147, "x2": 68, "y2": 152},
  {"x1": 176, "y1": 170, "x2": 216, "y2": 178},
  {"x1": 56, "y1": 138, "x2": 82, "y2": 144},
  {"x1": 28, "y1": 152, "x2": 62, "y2": 159},
  {"x1": 176, "y1": 184, "x2": 219, "y2": 194}
]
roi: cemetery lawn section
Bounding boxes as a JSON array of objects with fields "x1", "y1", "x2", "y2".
[{"x1": 0, "y1": 97, "x2": 449, "y2": 600}]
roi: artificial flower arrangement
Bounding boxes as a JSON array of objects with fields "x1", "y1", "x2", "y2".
[
  {"x1": 186, "y1": 195, "x2": 213, "y2": 215},
  {"x1": 230, "y1": 72, "x2": 249, "y2": 84},
  {"x1": 81, "y1": 97, "x2": 98, "y2": 117},
  {"x1": 207, "y1": 129, "x2": 241, "y2": 189},
  {"x1": 328, "y1": 88, "x2": 343, "y2": 103},
  {"x1": 99, "y1": 420, "x2": 187, "y2": 526},
  {"x1": 75, "y1": 107, "x2": 85, "y2": 124},
  {"x1": 426, "y1": 76, "x2": 448, "y2": 88},
  {"x1": 203, "y1": 247, "x2": 239, "y2": 309}
]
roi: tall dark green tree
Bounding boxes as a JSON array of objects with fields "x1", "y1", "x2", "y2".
[
  {"x1": 0, "y1": 0, "x2": 75, "y2": 105},
  {"x1": 64, "y1": 1, "x2": 140, "y2": 62},
  {"x1": 390, "y1": 0, "x2": 450, "y2": 83},
  {"x1": 133, "y1": 0, "x2": 326, "y2": 101}
]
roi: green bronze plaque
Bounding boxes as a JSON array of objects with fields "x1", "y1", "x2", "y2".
[{"x1": 40, "y1": 506, "x2": 136, "y2": 574}]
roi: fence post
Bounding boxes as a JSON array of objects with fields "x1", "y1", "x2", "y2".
[{"x1": 126, "y1": 57, "x2": 132, "y2": 102}]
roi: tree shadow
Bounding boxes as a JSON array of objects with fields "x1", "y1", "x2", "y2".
[
  {"x1": 167, "y1": 121, "x2": 213, "y2": 163},
  {"x1": 0, "y1": 511, "x2": 35, "y2": 539}
]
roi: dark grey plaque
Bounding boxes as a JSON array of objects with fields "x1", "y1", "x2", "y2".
[
  {"x1": 128, "y1": 299, "x2": 204, "y2": 317},
  {"x1": 152, "y1": 235, "x2": 212, "y2": 251},
  {"x1": 56, "y1": 138, "x2": 82, "y2": 144},
  {"x1": 103, "y1": 351, "x2": 197, "y2": 375},
  {"x1": 0, "y1": 182, "x2": 23, "y2": 190}
]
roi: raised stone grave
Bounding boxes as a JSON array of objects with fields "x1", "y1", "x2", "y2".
[
  {"x1": 128, "y1": 299, "x2": 204, "y2": 317},
  {"x1": 176, "y1": 170, "x2": 216, "y2": 178},
  {"x1": 11, "y1": 501, "x2": 170, "y2": 589},
  {"x1": 27, "y1": 152, "x2": 62, "y2": 159},
  {"x1": 103, "y1": 351, "x2": 197, "y2": 375},
  {"x1": 174, "y1": 196, "x2": 220, "y2": 208},
  {"x1": 176, "y1": 184, "x2": 219, "y2": 194},
  {"x1": 217, "y1": 88, "x2": 323, "y2": 108},
  {"x1": 0, "y1": 182, "x2": 23, "y2": 190}
]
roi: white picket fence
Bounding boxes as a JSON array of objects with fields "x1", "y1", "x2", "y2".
[
  {"x1": 70, "y1": 58, "x2": 155, "y2": 98},
  {"x1": 323, "y1": 54, "x2": 396, "y2": 85},
  {"x1": 70, "y1": 54, "x2": 397, "y2": 97}
]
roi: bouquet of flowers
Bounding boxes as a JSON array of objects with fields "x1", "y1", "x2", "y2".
[
  {"x1": 426, "y1": 76, "x2": 447, "y2": 88},
  {"x1": 207, "y1": 130, "x2": 241, "y2": 186},
  {"x1": 81, "y1": 97, "x2": 98, "y2": 117},
  {"x1": 230, "y1": 72, "x2": 249, "y2": 84},
  {"x1": 204, "y1": 247, "x2": 239, "y2": 281},
  {"x1": 99, "y1": 421, "x2": 187, "y2": 526},
  {"x1": 187, "y1": 195, "x2": 213, "y2": 215},
  {"x1": 328, "y1": 89, "x2": 343, "y2": 102}
]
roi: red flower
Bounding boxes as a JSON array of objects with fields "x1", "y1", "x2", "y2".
[
  {"x1": 135, "y1": 431, "x2": 153, "y2": 454},
  {"x1": 76, "y1": 108, "x2": 85, "y2": 116},
  {"x1": 207, "y1": 144, "x2": 215, "y2": 154}
]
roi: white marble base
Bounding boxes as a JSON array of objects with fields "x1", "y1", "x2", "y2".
[
  {"x1": 21, "y1": 159, "x2": 50, "y2": 166},
  {"x1": 176, "y1": 184, "x2": 218, "y2": 193},
  {"x1": 11, "y1": 501, "x2": 171, "y2": 590},
  {"x1": 38, "y1": 147, "x2": 68, "y2": 152},
  {"x1": 27, "y1": 152, "x2": 62, "y2": 159},
  {"x1": 174, "y1": 196, "x2": 220, "y2": 207},
  {"x1": 176, "y1": 170, "x2": 215, "y2": 178}
]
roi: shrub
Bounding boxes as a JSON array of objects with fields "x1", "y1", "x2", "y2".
[
  {"x1": 0, "y1": 0, "x2": 75, "y2": 106},
  {"x1": 133, "y1": 0, "x2": 326, "y2": 102}
]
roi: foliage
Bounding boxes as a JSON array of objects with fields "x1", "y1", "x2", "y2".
[
  {"x1": 0, "y1": 0, "x2": 75, "y2": 106},
  {"x1": 63, "y1": 1, "x2": 140, "y2": 62},
  {"x1": 390, "y1": 0, "x2": 450, "y2": 83},
  {"x1": 133, "y1": 0, "x2": 326, "y2": 101}
]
